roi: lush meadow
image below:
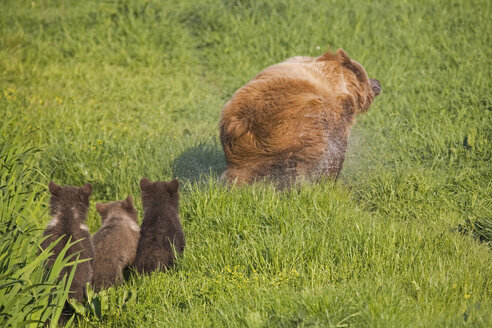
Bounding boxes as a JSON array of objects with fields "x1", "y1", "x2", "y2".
[{"x1": 1, "y1": 0, "x2": 491, "y2": 326}]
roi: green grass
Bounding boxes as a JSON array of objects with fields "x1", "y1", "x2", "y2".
[{"x1": 1, "y1": 0, "x2": 491, "y2": 326}]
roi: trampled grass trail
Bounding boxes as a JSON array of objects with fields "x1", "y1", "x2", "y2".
[{"x1": 1, "y1": 0, "x2": 491, "y2": 326}]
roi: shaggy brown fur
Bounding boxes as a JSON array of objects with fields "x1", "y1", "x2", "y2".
[
  {"x1": 41, "y1": 182, "x2": 94, "y2": 303},
  {"x1": 134, "y1": 178, "x2": 185, "y2": 274},
  {"x1": 92, "y1": 195, "x2": 140, "y2": 291},
  {"x1": 219, "y1": 48, "x2": 381, "y2": 187}
]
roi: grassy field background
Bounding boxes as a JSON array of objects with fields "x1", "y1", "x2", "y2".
[{"x1": 1, "y1": 0, "x2": 491, "y2": 326}]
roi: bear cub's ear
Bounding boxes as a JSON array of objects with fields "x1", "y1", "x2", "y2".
[
  {"x1": 80, "y1": 182, "x2": 93, "y2": 197},
  {"x1": 168, "y1": 178, "x2": 179, "y2": 193},
  {"x1": 140, "y1": 178, "x2": 152, "y2": 191},
  {"x1": 122, "y1": 195, "x2": 134, "y2": 209},
  {"x1": 96, "y1": 202, "x2": 108, "y2": 215},
  {"x1": 48, "y1": 181, "x2": 62, "y2": 195}
]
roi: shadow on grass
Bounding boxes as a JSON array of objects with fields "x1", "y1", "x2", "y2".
[
  {"x1": 171, "y1": 140, "x2": 226, "y2": 183},
  {"x1": 456, "y1": 217, "x2": 492, "y2": 248}
]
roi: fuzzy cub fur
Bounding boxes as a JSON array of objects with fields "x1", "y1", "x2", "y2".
[
  {"x1": 41, "y1": 181, "x2": 94, "y2": 303},
  {"x1": 219, "y1": 48, "x2": 381, "y2": 187},
  {"x1": 92, "y1": 195, "x2": 140, "y2": 291},
  {"x1": 134, "y1": 178, "x2": 185, "y2": 274}
]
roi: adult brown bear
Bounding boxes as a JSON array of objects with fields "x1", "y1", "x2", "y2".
[{"x1": 219, "y1": 49, "x2": 381, "y2": 187}]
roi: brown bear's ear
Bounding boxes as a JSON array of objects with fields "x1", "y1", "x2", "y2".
[
  {"x1": 336, "y1": 48, "x2": 352, "y2": 66},
  {"x1": 80, "y1": 183, "x2": 93, "y2": 197},
  {"x1": 48, "y1": 181, "x2": 61, "y2": 195},
  {"x1": 123, "y1": 195, "x2": 134, "y2": 209},
  {"x1": 140, "y1": 178, "x2": 152, "y2": 191},
  {"x1": 318, "y1": 49, "x2": 337, "y2": 62},
  {"x1": 95, "y1": 202, "x2": 108, "y2": 215},
  {"x1": 168, "y1": 178, "x2": 179, "y2": 192}
]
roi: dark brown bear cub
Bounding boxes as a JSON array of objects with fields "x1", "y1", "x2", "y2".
[
  {"x1": 41, "y1": 181, "x2": 94, "y2": 303},
  {"x1": 92, "y1": 195, "x2": 140, "y2": 291},
  {"x1": 134, "y1": 178, "x2": 185, "y2": 274}
]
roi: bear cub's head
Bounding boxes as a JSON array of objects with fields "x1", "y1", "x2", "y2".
[
  {"x1": 48, "y1": 181, "x2": 92, "y2": 220},
  {"x1": 95, "y1": 195, "x2": 138, "y2": 225},
  {"x1": 139, "y1": 178, "x2": 179, "y2": 210}
]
